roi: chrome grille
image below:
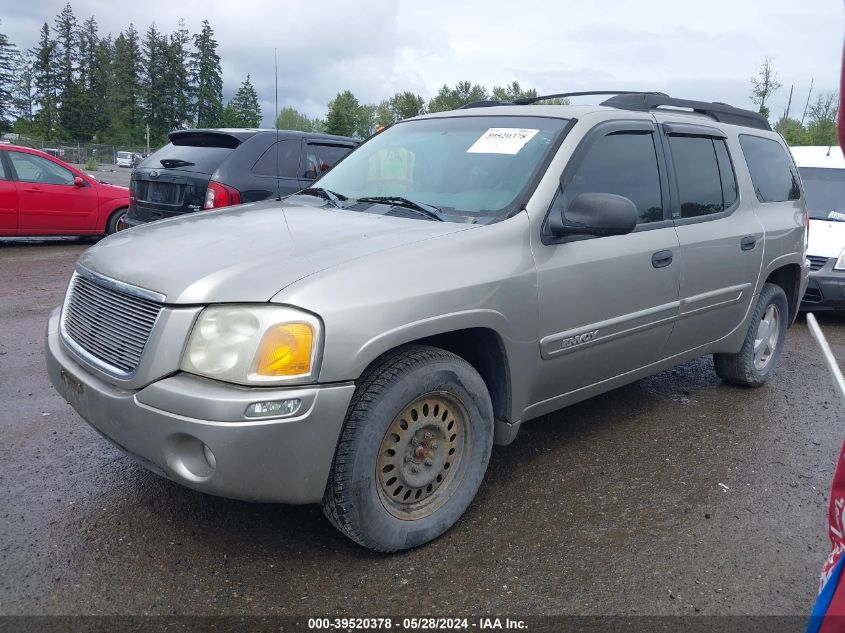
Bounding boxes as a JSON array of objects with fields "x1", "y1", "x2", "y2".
[
  {"x1": 808, "y1": 256, "x2": 829, "y2": 271},
  {"x1": 61, "y1": 272, "x2": 163, "y2": 375}
]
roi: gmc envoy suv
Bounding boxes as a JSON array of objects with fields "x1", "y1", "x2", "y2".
[{"x1": 46, "y1": 92, "x2": 808, "y2": 551}]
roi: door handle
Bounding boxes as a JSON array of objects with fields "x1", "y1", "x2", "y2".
[
  {"x1": 741, "y1": 236, "x2": 757, "y2": 251},
  {"x1": 23, "y1": 187, "x2": 43, "y2": 193},
  {"x1": 652, "y1": 250, "x2": 673, "y2": 268}
]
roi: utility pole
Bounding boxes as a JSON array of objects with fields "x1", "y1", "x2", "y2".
[
  {"x1": 801, "y1": 78, "x2": 814, "y2": 127},
  {"x1": 783, "y1": 84, "x2": 794, "y2": 121},
  {"x1": 145, "y1": 124, "x2": 150, "y2": 155}
]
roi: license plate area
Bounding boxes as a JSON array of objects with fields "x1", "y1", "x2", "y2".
[
  {"x1": 60, "y1": 367, "x2": 84, "y2": 400},
  {"x1": 147, "y1": 182, "x2": 183, "y2": 205}
]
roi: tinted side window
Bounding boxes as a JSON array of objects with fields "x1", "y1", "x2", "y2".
[
  {"x1": 302, "y1": 144, "x2": 354, "y2": 180},
  {"x1": 0, "y1": 154, "x2": 7, "y2": 180},
  {"x1": 714, "y1": 139, "x2": 737, "y2": 208},
  {"x1": 668, "y1": 136, "x2": 724, "y2": 218},
  {"x1": 739, "y1": 135, "x2": 801, "y2": 202},
  {"x1": 9, "y1": 151, "x2": 74, "y2": 185},
  {"x1": 252, "y1": 140, "x2": 300, "y2": 178},
  {"x1": 564, "y1": 131, "x2": 663, "y2": 223}
]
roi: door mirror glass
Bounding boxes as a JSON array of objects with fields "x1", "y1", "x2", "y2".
[{"x1": 549, "y1": 192, "x2": 638, "y2": 237}]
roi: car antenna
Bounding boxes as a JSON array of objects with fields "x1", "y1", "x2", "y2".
[{"x1": 274, "y1": 48, "x2": 282, "y2": 201}]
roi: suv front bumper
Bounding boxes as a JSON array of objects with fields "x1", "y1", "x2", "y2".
[
  {"x1": 802, "y1": 258, "x2": 845, "y2": 311},
  {"x1": 45, "y1": 307, "x2": 354, "y2": 504}
]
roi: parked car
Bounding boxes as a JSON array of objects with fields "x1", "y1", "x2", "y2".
[
  {"x1": 115, "y1": 151, "x2": 142, "y2": 168},
  {"x1": 0, "y1": 144, "x2": 130, "y2": 236},
  {"x1": 793, "y1": 145, "x2": 845, "y2": 309},
  {"x1": 121, "y1": 129, "x2": 358, "y2": 229},
  {"x1": 47, "y1": 92, "x2": 807, "y2": 551}
]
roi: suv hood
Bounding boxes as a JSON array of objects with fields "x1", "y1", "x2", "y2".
[{"x1": 78, "y1": 199, "x2": 474, "y2": 304}]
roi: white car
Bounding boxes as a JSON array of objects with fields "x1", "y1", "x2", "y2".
[
  {"x1": 115, "y1": 151, "x2": 140, "y2": 168},
  {"x1": 793, "y1": 145, "x2": 845, "y2": 310}
]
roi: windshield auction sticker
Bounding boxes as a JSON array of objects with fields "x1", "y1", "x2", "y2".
[{"x1": 466, "y1": 128, "x2": 539, "y2": 155}]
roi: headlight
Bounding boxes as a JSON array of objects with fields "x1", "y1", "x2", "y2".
[
  {"x1": 181, "y1": 305, "x2": 322, "y2": 385},
  {"x1": 835, "y1": 248, "x2": 845, "y2": 270}
]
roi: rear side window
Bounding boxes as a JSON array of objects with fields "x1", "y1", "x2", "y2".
[
  {"x1": 301, "y1": 144, "x2": 354, "y2": 180},
  {"x1": 146, "y1": 142, "x2": 236, "y2": 175},
  {"x1": 669, "y1": 136, "x2": 737, "y2": 218},
  {"x1": 0, "y1": 155, "x2": 7, "y2": 179},
  {"x1": 739, "y1": 135, "x2": 801, "y2": 202},
  {"x1": 253, "y1": 140, "x2": 300, "y2": 178},
  {"x1": 563, "y1": 131, "x2": 663, "y2": 224}
]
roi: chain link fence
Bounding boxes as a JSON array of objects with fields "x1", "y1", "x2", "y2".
[{"x1": 1, "y1": 134, "x2": 150, "y2": 166}]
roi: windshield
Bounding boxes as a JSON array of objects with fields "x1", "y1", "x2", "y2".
[
  {"x1": 116, "y1": 152, "x2": 131, "y2": 159},
  {"x1": 312, "y1": 115, "x2": 569, "y2": 222},
  {"x1": 799, "y1": 167, "x2": 845, "y2": 220}
]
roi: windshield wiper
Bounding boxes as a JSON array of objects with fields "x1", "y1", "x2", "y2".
[
  {"x1": 297, "y1": 187, "x2": 347, "y2": 208},
  {"x1": 355, "y1": 196, "x2": 444, "y2": 222}
]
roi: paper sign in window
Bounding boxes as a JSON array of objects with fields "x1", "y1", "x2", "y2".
[{"x1": 466, "y1": 128, "x2": 539, "y2": 155}]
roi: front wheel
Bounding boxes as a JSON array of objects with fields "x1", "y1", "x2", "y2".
[
  {"x1": 105, "y1": 207, "x2": 128, "y2": 235},
  {"x1": 322, "y1": 345, "x2": 494, "y2": 552},
  {"x1": 714, "y1": 283, "x2": 788, "y2": 387}
]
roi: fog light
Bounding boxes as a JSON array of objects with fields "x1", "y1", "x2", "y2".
[
  {"x1": 202, "y1": 443, "x2": 217, "y2": 470},
  {"x1": 245, "y1": 398, "x2": 302, "y2": 418}
]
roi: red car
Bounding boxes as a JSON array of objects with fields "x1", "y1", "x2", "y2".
[{"x1": 0, "y1": 145, "x2": 129, "y2": 236}]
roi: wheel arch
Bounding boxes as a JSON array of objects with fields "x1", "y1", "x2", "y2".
[
  {"x1": 347, "y1": 322, "x2": 518, "y2": 444},
  {"x1": 764, "y1": 262, "x2": 803, "y2": 325}
]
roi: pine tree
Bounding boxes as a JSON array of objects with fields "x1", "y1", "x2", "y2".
[
  {"x1": 109, "y1": 25, "x2": 142, "y2": 142},
  {"x1": 142, "y1": 23, "x2": 169, "y2": 142},
  {"x1": 190, "y1": 20, "x2": 223, "y2": 127},
  {"x1": 325, "y1": 90, "x2": 359, "y2": 137},
  {"x1": 32, "y1": 22, "x2": 60, "y2": 139},
  {"x1": 0, "y1": 20, "x2": 18, "y2": 129},
  {"x1": 54, "y1": 2, "x2": 87, "y2": 138},
  {"x1": 223, "y1": 74, "x2": 261, "y2": 127},
  {"x1": 91, "y1": 34, "x2": 113, "y2": 140},
  {"x1": 164, "y1": 19, "x2": 192, "y2": 130},
  {"x1": 11, "y1": 50, "x2": 35, "y2": 129}
]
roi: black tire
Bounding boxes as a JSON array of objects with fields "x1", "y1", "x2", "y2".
[
  {"x1": 714, "y1": 283, "x2": 788, "y2": 387},
  {"x1": 105, "y1": 207, "x2": 128, "y2": 235},
  {"x1": 322, "y1": 345, "x2": 494, "y2": 552}
]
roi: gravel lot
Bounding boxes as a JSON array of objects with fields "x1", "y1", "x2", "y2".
[{"x1": 1, "y1": 238, "x2": 842, "y2": 619}]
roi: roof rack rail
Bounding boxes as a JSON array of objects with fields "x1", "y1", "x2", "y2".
[
  {"x1": 600, "y1": 93, "x2": 771, "y2": 131},
  {"x1": 513, "y1": 90, "x2": 668, "y2": 105},
  {"x1": 458, "y1": 90, "x2": 771, "y2": 131},
  {"x1": 459, "y1": 90, "x2": 668, "y2": 110}
]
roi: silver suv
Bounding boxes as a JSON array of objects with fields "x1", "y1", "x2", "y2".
[{"x1": 46, "y1": 92, "x2": 809, "y2": 551}]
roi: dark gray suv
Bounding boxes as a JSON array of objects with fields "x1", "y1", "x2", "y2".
[{"x1": 123, "y1": 128, "x2": 358, "y2": 228}]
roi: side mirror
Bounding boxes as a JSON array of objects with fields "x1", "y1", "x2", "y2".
[
  {"x1": 73, "y1": 176, "x2": 86, "y2": 187},
  {"x1": 549, "y1": 192, "x2": 638, "y2": 238}
]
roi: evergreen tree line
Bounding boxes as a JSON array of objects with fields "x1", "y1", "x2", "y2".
[{"x1": 0, "y1": 4, "x2": 261, "y2": 145}]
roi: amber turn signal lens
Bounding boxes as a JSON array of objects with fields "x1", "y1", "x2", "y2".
[{"x1": 256, "y1": 323, "x2": 314, "y2": 376}]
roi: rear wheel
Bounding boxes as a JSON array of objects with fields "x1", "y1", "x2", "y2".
[
  {"x1": 322, "y1": 345, "x2": 493, "y2": 552},
  {"x1": 714, "y1": 283, "x2": 788, "y2": 387},
  {"x1": 105, "y1": 207, "x2": 128, "y2": 235}
]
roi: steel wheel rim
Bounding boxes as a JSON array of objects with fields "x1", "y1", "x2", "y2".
[
  {"x1": 376, "y1": 392, "x2": 469, "y2": 520},
  {"x1": 753, "y1": 303, "x2": 780, "y2": 370}
]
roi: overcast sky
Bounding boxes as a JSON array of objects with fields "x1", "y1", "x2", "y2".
[{"x1": 3, "y1": 0, "x2": 843, "y2": 126}]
